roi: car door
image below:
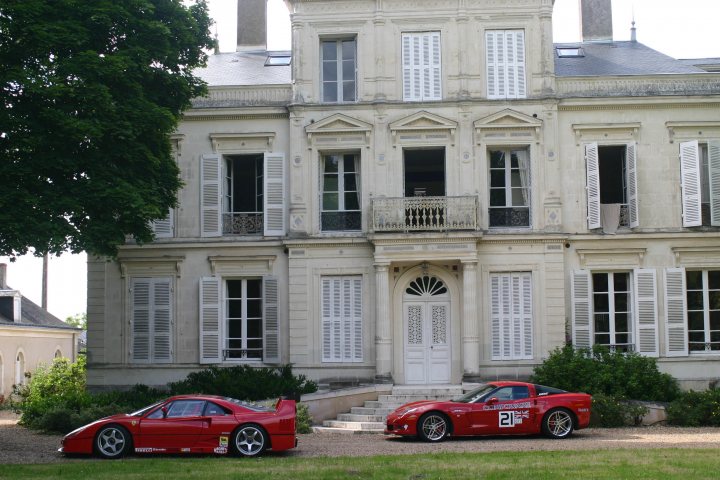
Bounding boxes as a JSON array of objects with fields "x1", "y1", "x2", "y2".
[
  {"x1": 136, "y1": 400, "x2": 206, "y2": 451},
  {"x1": 195, "y1": 401, "x2": 240, "y2": 453},
  {"x1": 469, "y1": 386, "x2": 536, "y2": 435}
]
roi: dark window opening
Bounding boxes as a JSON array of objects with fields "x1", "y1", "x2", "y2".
[
  {"x1": 404, "y1": 149, "x2": 445, "y2": 197},
  {"x1": 598, "y1": 146, "x2": 627, "y2": 204},
  {"x1": 224, "y1": 154, "x2": 263, "y2": 234}
]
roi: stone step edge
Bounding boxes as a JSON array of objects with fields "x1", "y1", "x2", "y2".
[{"x1": 312, "y1": 426, "x2": 385, "y2": 434}]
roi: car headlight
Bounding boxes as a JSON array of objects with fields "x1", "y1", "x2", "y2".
[{"x1": 397, "y1": 407, "x2": 420, "y2": 418}]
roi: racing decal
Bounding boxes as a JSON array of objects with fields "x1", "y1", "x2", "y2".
[
  {"x1": 131, "y1": 421, "x2": 137, "y2": 426},
  {"x1": 219, "y1": 436, "x2": 229, "y2": 447},
  {"x1": 498, "y1": 410, "x2": 530, "y2": 428},
  {"x1": 135, "y1": 448, "x2": 167, "y2": 453},
  {"x1": 483, "y1": 401, "x2": 531, "y2": 411},
  {"x1": 214, "y1": 447, "x2": 228, "y2": 454},
  {"x1": 181, "y1": 448, "x2": 191, "y2": 453}
]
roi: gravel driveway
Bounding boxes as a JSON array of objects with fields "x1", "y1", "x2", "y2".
[{"x1": 2, "y1": 410, "x2": 720, "y2": 464}]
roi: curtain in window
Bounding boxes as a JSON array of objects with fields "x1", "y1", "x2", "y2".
[
  {"x1": 516, "y1": 149, "x2": 530, "y2": 206},
  {"x1": 354, "y1": 155, "x2": 361, "y2": 210}
]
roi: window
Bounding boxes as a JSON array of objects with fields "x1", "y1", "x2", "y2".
[
  {"x1": 489, "y1": 148, "x2": 530, "y2": 227},
  {"x1": 15, "y1": 351, "x2": 24, "y2": 386},
  {"x1": 592, "y1": 273, "x2": 633, "y2": 352},
  {"x1": 486, "y1": 30, "x2": 526, "y2": 99},
  {"x1": 224, "y1": 154, "x2": 264, "y2": 235},
  {"x1": 585, "y1": 143, "x2": 639, "y2": 230},
  {"x1": 130, "y1": 278, "x2": 173, "y2": 363},
  {"x1": 686, "y1": 270, "x2": 720, "y2": 353},
  {"x1": 225, "y1": 279, "x2": 263, "y2": 360},
  {"x1": 402, "y1": 32, "x2": 441, "y2": 101},
  {"x1": 556, "y1": 47, "x2": 584, "y2": 58},
  {"x1": 490, "y1": 273, "x2": 533, "y2": 360},
  {"x1": 321, "y1": 38, "x2": 356, "y2": 102},
  {"x1": 265, "y1": 53, "x2": 291, "y2": 66},
  {"x1": 54, "y1": 349, "x2": 63, "y2": 359},
  {"x1": 321, "y1": 153, "x2": 361, "y2": 231},
  {"x1": 679, "y1": 141, "x2": 720, "y2": 227},
  {"x1": 166, "y1": 400, "x2": 205, "y2": 418},
  {"x1": 321, "y1": 276, "x2": 363, "y2": 363}
]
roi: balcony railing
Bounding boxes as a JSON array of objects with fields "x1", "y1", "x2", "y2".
[
  {"x1": 223, "y1": 212, "x2": 263, "y2": 235},
  {"x1": 372, "y1": 196, "x2": 478, "y2": 232}
]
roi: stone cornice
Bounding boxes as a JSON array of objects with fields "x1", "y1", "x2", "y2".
[
  {"x1": 557, "y1": 74, "x2": 720, "y2": 99},
  {"x1": 190, "y1": 85, "x2": 292, "y2": 109}
]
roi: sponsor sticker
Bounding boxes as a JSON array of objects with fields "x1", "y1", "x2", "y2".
[
  {"x1": 181, "y1": 448, "x2": 191, "y2": 453},
  {"x1": 484, "y1": 401, "x2": 532, "y2": 411},
  {"x1": 214, "y1": 447, "x2": 228, "y2": 454},
  {"x1": 219, "y1": 436, "x2": 229, "y2": 447},
  {"x1": 135, "y1": 448, "x2": 167, "y2": 453}
]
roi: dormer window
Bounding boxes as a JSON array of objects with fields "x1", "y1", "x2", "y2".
[
  {"x1": 265, "y1": 53, "x2": 291, "y2": 66},
  {"x1": 556, "y1": 47, "x2": 584, "y2": 58}
]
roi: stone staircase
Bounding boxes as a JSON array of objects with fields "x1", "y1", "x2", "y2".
[{"x1": 314, "y1": 385, "x2": 464, "y2": 433}]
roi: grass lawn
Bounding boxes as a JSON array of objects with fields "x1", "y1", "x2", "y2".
[{"x1": 2, "y1": 449, "x2": 719, "y2": 480}]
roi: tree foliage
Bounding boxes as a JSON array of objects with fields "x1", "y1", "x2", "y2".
[
  {"x1": 65, "y1": 312, "x2": 87, "y2": 330},
  {"x1": 0, "y1": 0, "x2": 214, "y2": 258}
]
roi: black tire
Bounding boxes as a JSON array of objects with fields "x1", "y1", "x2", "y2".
[
  {"x1": 541, "y1": 408, "x2": 574, "y2": 439},
  {"x1": 94, "y1": 425, "x2": 132, "y2": 459},
  {"x1": 417, "y1": 412, "x2": 450, "y2": 442},
  {"x1": 231, "y1": 424, "x2": 268, "y2": 457}
]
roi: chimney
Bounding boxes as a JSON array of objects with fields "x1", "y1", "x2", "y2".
[
  {"x1": 0, "y1": 263, "x2": 7, "y2": 289},
  {"x1": 237, "y1": 0, "x2": 267, "y2": 52},
  {"x1": 580, "y1": 0, "x2": 613, "y2": 43}
]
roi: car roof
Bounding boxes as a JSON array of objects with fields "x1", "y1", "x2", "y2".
[{"x1": 490, "y1": 381, "x2": 533, "y2": 387}]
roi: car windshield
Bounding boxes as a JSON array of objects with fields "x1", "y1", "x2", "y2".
[
  {"x1": 130, "y1": 401, "x2": 165, "y2": 417},
  {"x1": 452, "y1": 384, "x2": 498, "y2": 403}
]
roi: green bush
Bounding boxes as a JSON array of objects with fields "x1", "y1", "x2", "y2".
[
  {"x1": 168, "y1": 364, "x2": 317, "y2": 401},
  {"x1": 296, "y1": 403, "x2": 313, "y2": 434},
  {"x1": 590, "y1": 393, "x2": 648, "y2": 428},
  {"x1": 666, "y1": 388, "x2": 720, "y2": 426},
  {"x1": 531, "y1": 345, "x2": 680, "y2": 402}
]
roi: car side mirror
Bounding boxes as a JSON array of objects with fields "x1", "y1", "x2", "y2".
[
  {"x1": 161, "y1": 407, "x2": 168, "y2": 418},
  {"x1": 486, "y1": 397, "x2": 499, "y2": 405}
]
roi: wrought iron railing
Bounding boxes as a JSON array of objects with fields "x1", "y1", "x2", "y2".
[
  {"x1": 223, "y1": 212, "x2": 263, "y2": 235},
  {"x1": 371, "y1": 196, "x2": 478, "y2": 232},
  {"x1": 619, "y1": 204, "x2": 629, "y2": 227}
]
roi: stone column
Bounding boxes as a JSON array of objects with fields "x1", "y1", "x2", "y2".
[
  {"x1": 374, "y1": 263, "x2": 393, "y2": 383},
  {"x1": 461, "y1": 260, "x2": 481, "y2": 382}
]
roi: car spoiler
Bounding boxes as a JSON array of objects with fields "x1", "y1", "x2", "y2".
[{"x1": 275, "y1": 398, "x2": 297, "y2": 414}]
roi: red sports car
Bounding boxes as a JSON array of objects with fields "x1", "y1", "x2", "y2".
[
  {"x1": 60, "y1": 395, "x2": 297, "y2": 458},
  {"x1": 385, "y1": 381, "x2": 591, "y2": 441}
]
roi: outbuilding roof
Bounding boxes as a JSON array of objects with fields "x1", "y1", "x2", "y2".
[
  {"x1": 0, "y1": 290, "x2": 79, "y2": 331},
  {"x1": 194, "y1": 50, "x2": 291, "y2": 87}
]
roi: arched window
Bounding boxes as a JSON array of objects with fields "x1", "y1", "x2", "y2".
[
  {"x1": 54, "y1": 349, "x2": 63, "y2": 359},
  {"x1": 15, "y1": 351, "x2": 25, "y2": 386},
  {"x1": 405, "y1": 276, "x2": 447, "y2": 297}
]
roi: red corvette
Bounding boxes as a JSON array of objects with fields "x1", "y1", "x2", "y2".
[
  {"x1": 60, "y1": 395, "x2": 297, "y2": 458},
  {"x1": 385, "y1": 381, "x2": 591, "y2": 441}
]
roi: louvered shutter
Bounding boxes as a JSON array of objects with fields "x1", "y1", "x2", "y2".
[
  {"x1": 201, "y1": 154, "x2": 222, "y2": 237},
  {"x1": 263, "y1": 153, "x2": 286, "y2": 236},
  {"x1": 680, "y1": 141, "x2": 702, "y2": 227},
  {"x1": 633, "y1": 269, "x2": 658, "y2": 357},
  {"x1": 321, "y1": 278, "x2": 336, "y2": 362},
  {"x1": 199, "y1": 277, "x2": 222, "y2": 364},
  {"x1": 486, "y1": 31, "x2": 501, "y2": 99},
  {"x1": 571, "y1": 270, "x2": 592, "y2": 348},
  {"x1": 626, "y1": 142, "x2": 639, "y2": 228},
  {"x1": 426, "y1": 32, "x2": 441, "y2": 100},
  {"x1": 403, "y1": 33, "x2": 422, "y2": 101},
  {"x1": 152, "y1": 209, "x2": 174, "y2": 238},
  {"x1": 152, "y1": 279, "x2": 173, "y2": 362},
  {"x1": 491, "y1": 274, "x2": 512, "y2": 360},
  {"x1": 514, "y1": 30, "x2": 526, "y2": 98},
  {"x1": 585, "y1": 143, "x2": 601, "y2": 229},
  {"x1": 519, "y1": 273, "x2": 533, "y2": 359},
  {"x1": 131, "y1": 279, "x2": 151, "y2": 362},
  {"x1": 402, "y1": 34, "x2": 414, "y2": 101},
  {"x1": 664, "y1": 268, "x2": 689, "y2": 357},
  {"x1": 709, "y1": 141, "x2": 720, "y2": 226},
  {"x1": 351, "y1": 277, "x2": 363, "y2": 362},
  {"x1": 263, "y1": 276, "x2": 280, "y2": 363},
  {"x1": 490, "y1": 274, "x2": 501, "y2": 359}
]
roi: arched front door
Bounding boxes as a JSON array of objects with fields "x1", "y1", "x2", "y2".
[{"x1": 403, "y1": 275, "x2": 451, "y2": 384}]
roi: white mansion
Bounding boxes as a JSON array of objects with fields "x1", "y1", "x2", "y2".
[{"x1": 86, "y1": 0, "x2": 720, "y2": 391}]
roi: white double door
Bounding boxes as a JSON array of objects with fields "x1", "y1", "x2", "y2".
[{"x1": 404, "y1": 301, "x2": 451, "y2": 384}]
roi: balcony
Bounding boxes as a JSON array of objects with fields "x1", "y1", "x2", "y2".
[
  {"x1": 223, "y1": 212, "x2": 263, "y2": 235},
  {"x1": 372, "y1": 196, "x2": 478, "y2": 232}
]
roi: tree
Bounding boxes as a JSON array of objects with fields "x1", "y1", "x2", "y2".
[
  {"x1": 0, "y1": 0, "x2": 214, "y2": 258},
  {"x1": 65, "y1": 313, "x2": 87, "y2": 330}
]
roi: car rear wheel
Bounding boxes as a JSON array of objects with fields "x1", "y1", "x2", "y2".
[
  {"x1": 232, "y1": 424, "x2": 268, "y2": 457},
  {"x1": 95, "y1": 425, "x2": 132, "y2": 459},
  {"x1": 417, "y1": 412, "x2": 449, "y2": 442},
  {"x1": 542, "y1": 408, "x2": 574, "y2": 439}
]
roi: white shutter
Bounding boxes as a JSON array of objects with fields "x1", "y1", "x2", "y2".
[
  {"x1": 486, "y1": 30, "x2": 525, "y2": 99},
  {"x1": 152, "y1": 279, "x2": 173, "y2": 362},
  {"x1": 402, "y1": 34, "x2": 413, "y2": 101},
  {"x1": 571, "y1": 270, "x2": 592, "y2": 348},
  {"x1": 351, "y1": 277, "x2": 363, "y2": 362},
  {"x1": 263, "y1": 153, "x2": 286, "y2": 237},
  {"x1": 342, "y1": 278, "x2": 354, "y2": 362},
  {"x1": 633, "y1": 269, "x2": 658, "y2": 357},
  {"x1": 425, "y1": 32, "x2": 441, "y2": 100},
  {"x1": 520, "y1": 273, "x2": 533, "y2": 359},
  {"x1": 131, "y1": 279, "x2": 151, "y2": 362},
  {"x1": 263, "y1": 276, "x2": 280, "y2": 363},
  {"x1": 664, "y1": 268, "x2": 688, "y2": 357},
  {"x1": 626, "y1": 142, "x2": 639, "y2": 228},
  {"x1": 486, "y1": 31, "x2": 501, "y2": 99},
  {"x1": 152, "y1": 208, "x2": 174, "y2": 238},
  {"x1": 585, "y1": 143, "x2": 601, "y2": 229},
  {"x1": 199, "y1": 277, "x2": 222, "y2": 364},
  {"x1": 490, "y1": 274, "x2": 502, "y2": 359},
  {"x1": 491, "y1": 274, "x2": 512, "y2": 360},
  {"x1": 321, "y1": 278, "x2": 336, "y2": 362},
  {"x1": 514, "y1": 30, "x2": 526, "y2": 98},
  {"x1": 680, "y1": 140, "x2": 702, "y2": 227},
  {"x1": 709, "y1": 141, "x2": 720, "y2": 226},
  {"x1": 403, "y1": 32, "x2": 440, "y2": 101},
  {"x1": 201, "y1": 154, "x2": 222, "y2": 237}
]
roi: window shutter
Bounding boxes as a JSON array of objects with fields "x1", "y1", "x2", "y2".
[
  {"x1": 131, "y1": 279, "x2": 151, "y2": 362},
  {"x1": 490, "y1": 275, "x2": 501, "y2": 359},
  {"x1": 679, "y1": 140, "x2": 702, "y2": 227},
  {"x1": 633, "y1": 269, "x2": 658, "y2": 357},
  {"x1": 626, "y1": 142, "x2": 639, "y2": 228},
  {"x1": 152, "y1": 279, "x2": 173, "y2": 362},
  {"x1": 585, "y1": 143, "x2": 601, "y2": 229},
  {"x1": 402, "y1": 33, "x2": 423, "y2": 101},
  {"x1": 201, "y1": 154, "x2": 222, "y2": 237},
  {"x1": 426, "y1": 32, "x2": 441, "y2": 100},
  {"x1": 486, "y1": 31, "x2": 500, "y2": 99},
  {"x1": 342, "y1": 278, "x2": 354, "y2": 362},
  {"x1": 520, "y1": 273, "x2": 533, "y2": 359},
  {"x1": 402, "y1": 34, "x2": 413, "y2": 101},
  {"x1": 491, "y1": 274, "x2": 512, "y2": 360},
  {"x1": 709, "y1": 141, "x2": 720, "y2": 226},
  {"x1": 571, "y1": 270, "x2": 592, "y2": 348},
  {"x1": 664, "y1": 268, "x2": 688, "y2": 357},
  {"x1": 352, "y1": 277, "x2": 363, "y2": 362},
  {"x1": 263, "y1": 276, "x2": 280, "y2": 363},
  {"x1": 199, "y1": 277, "x2": 222, "y2": 364},
  {"x1": 152, "y1": 209, "x2": 174, "y2": 238},
  {"x1": 514, "y1": 30, "x2": 526, "y2": 98},
  {"x1": 321, "y1": 278, "x2": 335, "y2": 362},
  {"x1": 263, "y1": 153, "x2": 286, "y2": 237}
]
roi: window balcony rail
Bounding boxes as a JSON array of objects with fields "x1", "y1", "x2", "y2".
[
  {"x1": 223, "y1": 348, "x2": 262, "y2": 360},
  {"x1": 619, "y1": 204, "x2": 629, "y2": 227},
  {"x1": 223, "y1": 212, "x2": 263, "y2": 235},
  {"x1": 371, "y1": 196, "x2": 478, "y2": 232}
]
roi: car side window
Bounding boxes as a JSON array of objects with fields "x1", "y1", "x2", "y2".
[
  {"x1": 146, "y1": 407, "x2": 165, "y2": 419},
  {"x1": 166, "y1": 400, "x2": 206, "y2": 418},
  {"x1": 492, "y1": 386, "x2": 530, "y2": 401},
  {"x1": 204, "y1": 402, "x2": 229, "y2": 416}
]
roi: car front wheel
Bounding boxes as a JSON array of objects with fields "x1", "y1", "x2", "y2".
[
  {"x1": 417, "y1": 412, "x2": 449, "y2": 442},
  {"x1": 95, "y1": 425, "x2": 132, "y2": 459},
  {"x1": 232, "y1": 424, "x2": 268, "y2": 457},
  {"x1": 542, "y1": 408, "x2": 574, "y2": 439}
]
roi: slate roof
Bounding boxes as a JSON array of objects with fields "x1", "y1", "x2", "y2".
[
  {"x1": 0, "y1": 289, "x2": 79, "y2": 331},
  {"x1": 554, "y1": 41, "x2": 706, "y2": 77},
  {"x1": 194, "y1": 50, "x2": 291, "y2": 87}
]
